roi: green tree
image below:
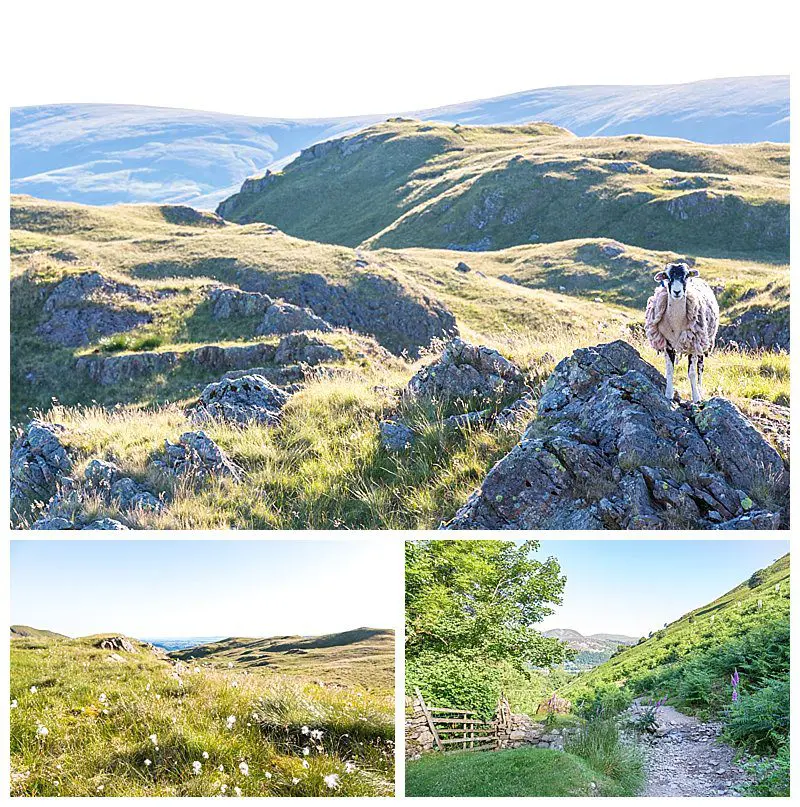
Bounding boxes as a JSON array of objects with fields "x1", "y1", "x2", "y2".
[{"x1": 405, "y1": 540, "x2": 570, "y2": 669}]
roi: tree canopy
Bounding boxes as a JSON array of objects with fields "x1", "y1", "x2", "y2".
[{"x1": 405, "y1": 540, "x2": 570, "y2": 668}]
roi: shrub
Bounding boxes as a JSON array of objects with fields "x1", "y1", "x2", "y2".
[
  {"x1": 740, "y1": 740, "x2": 790, "y2": 797},
  {"x1": 676, "y1": 665, "x2": 715, "y2": 707},
  {"x1": 724, "y1": 678, "x2": 789, "y2": 754},
  {"x1": 406, "y1": 652, "x2": 504, "y2": 720},
  {"x1": 564, "y1": 715, "x2": 644, "y2": 796}
]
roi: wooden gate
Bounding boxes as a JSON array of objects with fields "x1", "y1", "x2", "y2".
[{"x1": 414, "y1": 688, "x2": 497, "y2": 753}]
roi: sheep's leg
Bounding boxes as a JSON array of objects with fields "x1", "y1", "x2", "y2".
[
  {"x1": 697, "y1": 354, "x2": 705, "y2": 400},
  {"x1": 665, "y1": 347, "x2": 676, "y2": 401},
  {"x1": 688, "y1": 354, "x2": 701, "y2": 403}
]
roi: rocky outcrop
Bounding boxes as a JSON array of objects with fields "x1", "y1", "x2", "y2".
[
  {"x1": 407, "y1": 338, "x2": 525, "y2": 406},
  {"x1": 380, "y1": 421, "x2": 416, "y2": 453},
  {"x1": 275, "y1": 271, "x2": 458, "y2": 356},
  {"x1": 154, "y1": 431, "x2": 242, "y2": 481},
  {"x1": 717, "y1": 308, "x2": 789, "y2": 352},
  {"x1": 274, "y1": 333, "x2": 343, "y2": 366},
  {"x1": 208, "y1": 286, "x2": 274, "y2": 319},
  {"x1": 256, "y1": 302, "x2": 333, "y2": 335},
  {"x1": 76, "y1": 350, "x2": 180, "y2": 385},
  {"x1": 445, "y1": 341, "x2": 788, "y2": 530},
  {"x1": 96, "y1": 636, "x2": 137, "y2": 653},
  {"x1": 10, "y1": 421, "x2": 73, "y2": 517},
  {"x1": 188, "y1": 374, "x2": 291, "y2": 426},
  {"x1": 36, "y1": 271, "x2": 160, "y2": 347}
]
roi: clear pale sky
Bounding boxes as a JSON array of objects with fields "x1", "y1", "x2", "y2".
[
  {"x1": 6, "y1": 1, "x2": 791, "y2": 117},
  {"x1": 10, "y1": 541, "x2": 400, "y2": 639},
  {"x1": 536, "y1": 540, "x2": 789, "y2": 638}
]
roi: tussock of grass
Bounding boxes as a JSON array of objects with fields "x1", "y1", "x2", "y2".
[{"x1": 10, "y1": 636, "x2": 394, "y2": 797}]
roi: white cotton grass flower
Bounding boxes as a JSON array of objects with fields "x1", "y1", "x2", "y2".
[
  {"x1": 30, "y1": 686, "x2": 37, "y2": 694},
  {"x1": 231, "y1": 680, "x2": 239, "y2": 688},
  {"x1": 11, "y1": 699, "x2": 18, "y2": 709},
  {"x1": 225, "y1": 715, "x2": 236, "y2": 729},
  {"x1": 145, "y1": 683, "x2": 151, "y2": 691},
  {"x1": 99, "y1": 693, "x2": 107, "y2": 703},
  {"x1": 144, "y1": 759, "x2": 152, "y2": 767},
  {"x1": 300, "y1": 725, "x2": 310, "y2": 735},
  {"x1": 234, "y1": 786, "x2": 242, "y2": 797},
  {"x1": 291, "y1": 777, "x2": 300, "y2": 785},
  {"x1": 97, "y1": 785, "x2": 104, "y2": 792},
  {"x1": 345, "y1": 761, "x2": 356, "y2": 774},
  {"x1": 36, "y1": 724, "x2": 49, "y2": 737},
  {"x1": 220, "y1": 784, "x2": 227, "y2": 793},
  {"x1": 302, "y1": 747, "x2": 310, "y2": 756},
  {"x1": 218, "y1": 765, "x2": 224, "y2": 773},
  {"x1": 202, "y1": 751, "x2": 209, "y2": 760},
  {"x1": 228, "y1": 662, "x2": 234, "y2": 668},
  {"x1": 192, "y1": 761, "x2": 202, "y2": 775},
  {"x1": 149, "y1": 734, "x2": 158, "y2": 746},
  {"x1": 310, "y1": 729, "x2": 323, "y2": 740},
  {"x1": 239, "y1": 761, "x2": 249, "y2": 776},
  {"x1": 252, "y1": 712, "x2": 260, "y2": 721},
  {"x1": 324, "y1": 774, "x2": 340, "y2": 790},
  {"x1": 264, "y1": 772, "x2": 272, "y2": 779}
]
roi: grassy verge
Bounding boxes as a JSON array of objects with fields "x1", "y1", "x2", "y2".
[{"x1": 405, "y1": 744, "x2": 639, "y2": 797}]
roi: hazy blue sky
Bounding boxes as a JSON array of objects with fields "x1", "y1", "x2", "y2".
[
  {"x1": 536, "y1": 540, "x2": 789, "y2": 637},
  {"x1": 11, "y1": 541, "x2": 400, "y2": 639}
]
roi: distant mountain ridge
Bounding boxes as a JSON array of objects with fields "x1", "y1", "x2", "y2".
[
  {"x1": 543, "y1": 628, "x2": 638, "y2": 650},
  {"x1": 11, "y1": 76, "x2": 788, "y2": 209}
]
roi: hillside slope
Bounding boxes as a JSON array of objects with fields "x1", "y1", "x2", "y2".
[
  {"x1": 11, "y1": 625, "x2": 68, "y2": 640},
  {"x1": 169, "y1": 628, "x2": 394, "y2": 690},
  {"x1": 543, "y1": 629, "x2": 637, "y2": 668},
  {"x1": 216, "y1": 119, "x2": 789, "y2": 256},
  {"x1": 11, "y1": 77, "x2": 788, "y2": 208},
  {"x1": 563, "y1": 553, "x2": 790, "y2": 708}
]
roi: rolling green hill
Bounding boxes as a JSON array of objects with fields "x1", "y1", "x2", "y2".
[
  {"x1": 169, "y1": 628, "x2": 394, "y2": 691},
  {"x1": 562, "y1": 553, "x2": 790, "y2": 712},
  {"x1": 11, "y1": 632, "x2": 394, "y2": 796},
  {"x1": 11, "y1": 625, "x2": 69, "y2": 640},
  {"x1": 216, "y1": 119, "x2": 789, "y2": 257},
  {"x1": 9, "y1": 194, "x2": 789, "y2": 529}
]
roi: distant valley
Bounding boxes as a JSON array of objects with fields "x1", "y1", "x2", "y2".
[{"x1": 543, "y1": 628, "x2": 638, "y2": 669}]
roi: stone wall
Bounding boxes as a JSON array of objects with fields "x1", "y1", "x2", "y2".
[{"x1": 405, "y1": 696, "x2": 437, "y2": 758}]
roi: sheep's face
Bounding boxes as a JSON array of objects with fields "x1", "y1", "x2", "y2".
[{"x1": 654, "y1": 262, "x2": 699, "y2": 300}]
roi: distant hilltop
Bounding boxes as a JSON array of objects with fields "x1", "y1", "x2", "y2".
[
  {"x1": 11, "y1": 624, "x2": 68, "y2": 639},
  {"x1": 543, "y1": 628, "x2": 638, "y2": 652},
  {"x1": 11, "y1": 76, "x2": 788, "y2": 209}
]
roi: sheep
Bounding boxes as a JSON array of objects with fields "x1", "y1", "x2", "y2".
[{"x1": 644, "y1": 261, "x2": 719, "y2": 403}]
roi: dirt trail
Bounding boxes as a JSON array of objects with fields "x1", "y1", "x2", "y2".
[{"x1": 633, "y1": 703, "x2": 751, "y2": 797}]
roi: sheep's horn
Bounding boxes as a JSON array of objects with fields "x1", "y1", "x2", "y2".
[
  {"x1": 687, "y1": 268, "x2": 700, "y2": 277},
  {"x1": 653, "y1": 271, "x2": 667, "y2": 282}
]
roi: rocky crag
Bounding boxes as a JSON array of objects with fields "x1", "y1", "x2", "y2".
[{"x1": 444, "y1": 340, "x2": 788, "y2": 530}]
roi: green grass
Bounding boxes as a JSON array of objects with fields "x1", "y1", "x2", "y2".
[
  {"x1": 10, "y1": 634, "x2": 394, "y2": 797},
  {"x1": 217, "y1": 119, "x2": 789, "y2": 257},
  {"x1": 169, "y1": 628, "x2": 394, "y2": 691},
  {"x1": 405, "y1": 745, "x2": 637, "y2": 797}
]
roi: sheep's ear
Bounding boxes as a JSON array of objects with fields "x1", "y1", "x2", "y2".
[
  {"x1": 687, "y1": 268, "x2": 700, "y2": 278},
  {"x1": 653, "y1": 271, "x2": 667, "y2": 282}
]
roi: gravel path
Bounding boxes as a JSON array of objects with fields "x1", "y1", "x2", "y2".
[{"x1": 635, "y1": 703, "x2": 751, "y2": 797}]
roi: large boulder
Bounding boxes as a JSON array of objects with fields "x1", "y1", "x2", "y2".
[
  {"x1": 445, "y1": 341, "x2": 788, "y2": 530},
  {"x1": 76, "y1": 350, "x2": 179, "y2": 386},
  {"x1": 188, "y1": 374, "x2": 291, "y2": 426},
  {"x1": 154, "y1": 431, "x2": 242, "y2": 481},
  {"x1": 274, "y1": 333, "x2": 343, "y2": 366},
  {"x1": 10, "y1": 421, "x2": 73, "y2": 518},
  {"x1": 256, "y1": 302, "x2": 333, "y2": 335},
  {"x1": 407, "y1": 338, "x2": 525, "y2": 406},
  {"x1": 208, "y1": 286, "x2": 274, "y2": 319}
]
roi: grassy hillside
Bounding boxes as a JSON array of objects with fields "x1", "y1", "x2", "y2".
[
  {"x1": 170, "y1": 628, "x2": 394, "y2": 691},
  {"x1": 10, "y1": 633, "x2": 394, "y2": 797},
  {"x1": 11, "y1": 625, "x2": 69, "y2": 640},
  {"x1": 217, "y1": 120, "x2": 789, "y2": 257},
  {"x1": 10, "y1": 196, "x2": 789, "y2": 529},
  {"x1": 563, "y1": 553, "x2": 790, "y2": 714}
]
